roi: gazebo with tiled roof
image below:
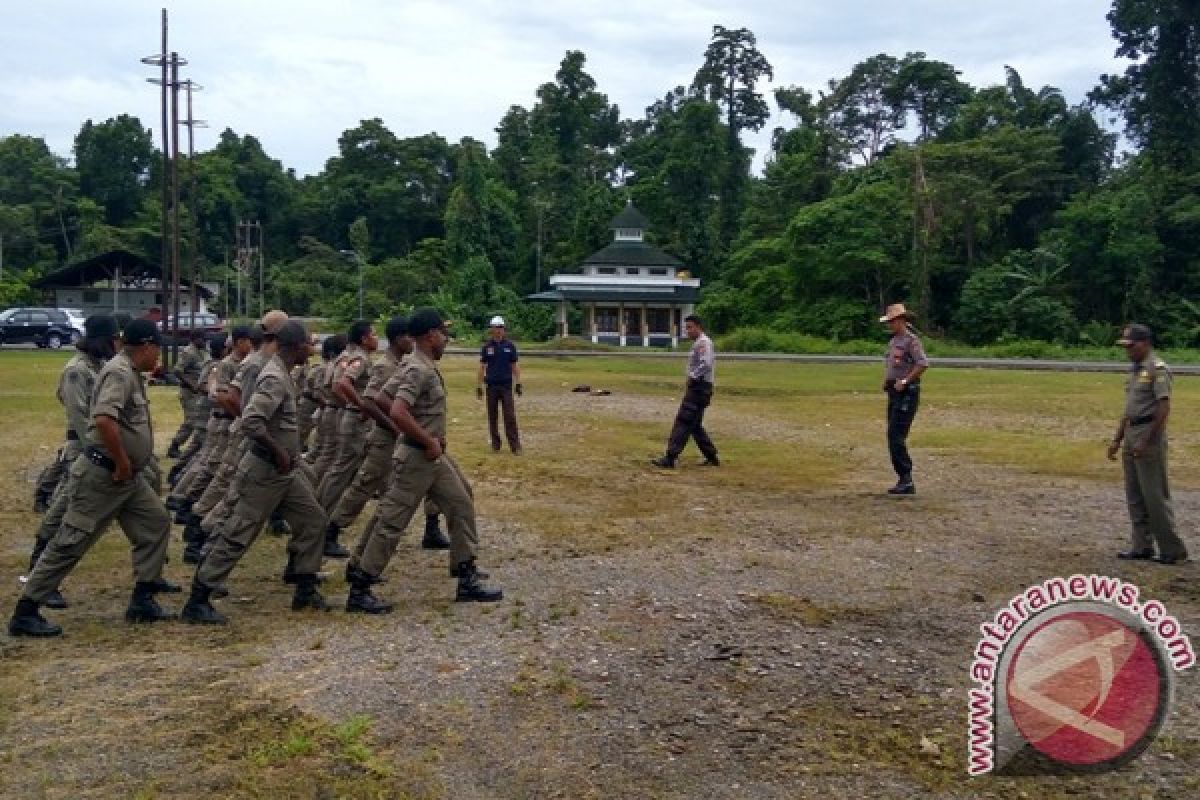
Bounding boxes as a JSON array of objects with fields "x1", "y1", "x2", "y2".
[{"x1": 527, "y1": 201, "x2": 700, "y2": 346}]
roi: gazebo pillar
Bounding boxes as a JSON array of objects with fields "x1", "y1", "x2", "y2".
[
  {"x1": 640, "y1": 303, "x2": 648, "y2": 346},
  {"x1": 618, "y1": 302, "x2": 625, "y2": 347},
  {"x1": 558, "y1": 299, "x2": 569, "y2": 338},
  {"x1": 588, "y1": 305, "x2": 597, "y2": 344}
]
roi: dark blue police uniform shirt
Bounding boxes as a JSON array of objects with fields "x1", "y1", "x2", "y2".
[{"x1": 480, "y1": 338, "x2": 519, "y2": 386}]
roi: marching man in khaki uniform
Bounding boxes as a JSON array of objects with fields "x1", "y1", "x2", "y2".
[
  {"x1": 9, "y1": 319, "x2": 176, "y2": 637},
  {"x1": 167, "y1": 331, "x2": 211, "y2": 458},
  {"x1": 182, "y1": 320, "x2": 331, "y2": 624},
  {"x1": 345, "y1": 308, "x2": 502, "y2": 613},
  {"x1": 318, "y1": 320, "x2": 380, "y2": 556},
  {"x1": 1108, "y1": 324, "x2": 1188, "y2": 565}
]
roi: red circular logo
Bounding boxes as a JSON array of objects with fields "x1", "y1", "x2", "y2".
[{"x1": 1005, "y1": 610, "x2": 1167, "y2": 767}]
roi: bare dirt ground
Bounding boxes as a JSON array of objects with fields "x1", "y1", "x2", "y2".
[{"x1": 0, "y1": 353, "x2": 1196, "y2": 799}]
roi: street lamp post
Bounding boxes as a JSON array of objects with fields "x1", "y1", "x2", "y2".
[{"x1": 339, "y1": 249, "x2": 364, "y2": 319}]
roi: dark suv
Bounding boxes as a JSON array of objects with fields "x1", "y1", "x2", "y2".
[{"x1": 0, "y1": 307, "x2": 78, "y2": 349}]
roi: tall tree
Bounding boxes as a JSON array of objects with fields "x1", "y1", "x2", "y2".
[
  {"x1": 821, "y1": 54, "x2": 906, "y2": 165},
  {"x1": 692, "y1": 25, "x2": 774, "y2": 259},
  {"x1": 1092, "y1": 0, "x2": 1200, "y2": 170},
  {"x1": 73, "y1": 115, "x2": 155, "y2": 226}
]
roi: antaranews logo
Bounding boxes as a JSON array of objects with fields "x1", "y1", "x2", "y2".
[{"x1": 968, "y1": 575, "x2": 1194, "y2": 776}]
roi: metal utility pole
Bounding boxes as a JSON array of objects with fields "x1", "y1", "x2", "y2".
[
  {"x1": 181, "y1": 79, "x2": 206, "y2": 329},
  {"x1": 141, "y1": 10, "x2": 189, "y2": 370}
]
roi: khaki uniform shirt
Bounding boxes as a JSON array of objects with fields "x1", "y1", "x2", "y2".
[
  {"x1": 195, "y1": 358, "x2": 220, "y2": 416},
  {"x1": 1124, "y1": 351, "x2": 1171, "y2": 422},
  {"x1": 174, "y1": 342, "x2": 209, "y2": 391},
  {"x1": 57, "y1": 352, "x2": 104, "y2": 442},
  {"x1": 87, "y1": 350, "x2": 155, "y2": 470},
  {"x1": 312, "y1": 362, "x2": 334, "y2": 407},
  {"x1": 364, "y1": 350, "x2": 403, "y2": 445},
  {"x1": 242, "y1": 354, "x2": 300, "y2": 456},
  {"x1": 885, "y1": 331, "x2": 928, "y2": 384},
  {"x1": 331, "y1": 344, "x2": 371, "y2": 408},
  {"x1": 229, "y1": 349, "x2": 268, "y2": 435},
  {"x1": 382, "y1": 349, "x2": 447, "y2": 442}
]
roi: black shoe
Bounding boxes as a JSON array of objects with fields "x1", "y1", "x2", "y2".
[
  {"x1": 701, "y1": 456, "x2": 720, "y2": 467},
  {"x1": 323, "y1": 522, "x2": 349, "y2": 559},
  {"x1": 125, "y1": 582, "x2": 177, "y2": 623},
  {"x1": 346, "y1": 587, "x2": 394, "y2": 614},
  {"x1": 1117, "y1": 548, "x2": 1155, "y2": 561},
  {"x1": 455, "y1": 560, "x2": 502, "y2": 603},
  {"x1": 449, "y1": 563, "x2": 489, "y2": 580},
  {"x1": 651, "y1": 456, "x2": 675, "y2": 469},
  {"x1": 268, "y1": 512, "x2": 291, "y2": 537},
  {"x1": 887, "y1": 478, "x2": 916, "y2": 495},
  {"x1": 422, "y1": 515, "x2": 450, "y2": 550},
  {"x1": 43, "y1": 589, "x2": 68, "y2": 610},
  {"x1": 181, "y1": 584, "x2": 227, "y2": 625},
  {"x1": 1153, "y1": 554, "x2": 1188, "y2": 566},
  {"x1": 33, "y1": 492, "x2": 50, "y2": 514},
  {"x1": 8, "y1": 598, "x2": 62, "y2": 637},
  {"x1": 291, "y1": 576, "x2": 331, "y2": 612}
]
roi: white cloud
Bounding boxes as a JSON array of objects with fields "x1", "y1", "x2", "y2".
[{"x1": 0, "y1": 0, "x2": 1127, "y2": 175}]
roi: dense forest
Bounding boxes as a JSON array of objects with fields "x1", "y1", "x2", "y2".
[{"x1": 1, "y1": 1, "x2": 1198, "y2": 345}]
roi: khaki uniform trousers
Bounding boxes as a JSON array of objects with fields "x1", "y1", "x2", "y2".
[
  {"x1": 22, "y1": 459, "x2": 170, "y2": 604},
  {"x1": 176, "y1": 423, "x2": 228, "y2": 501},
  {"x1": 357, "y1": 447, "x2": 478, "y2": 577},
  {"x1": 1123, "y1": 426, "x2": 1187, "y2": 560},
  {"x1": 307, "y1": 408, "x2": 339, "y2": 471},
  {"x1": 316, "y1": 409, "x2": 369, "y2": 512},
  {"x1": 297, "y1": 396, "x2": 318, "y2": 451},
  {"x1": 196, "y1": 451, "x2": 327, "y2": 588},
  {"x1": 34, "y1": 440, "x2": 80, "y2": 503},
  {"x1": 194, "y1": 433, "x2": 246, "y2": 518},
  {"x1": 168, "y1": 391, "x2": 201, "y2": 452}
]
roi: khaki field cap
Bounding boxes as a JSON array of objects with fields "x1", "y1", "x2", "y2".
[
  {"x1": 260, "y1": 309, "x2": 290, "y2": 335},
  {"x1": 879, "y1": 303, "x2": 914, "y2": 323}
]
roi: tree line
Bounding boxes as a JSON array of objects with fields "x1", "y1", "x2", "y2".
[{"x1": 1, "y1": 0, "x2": 1197, "y2": 346}]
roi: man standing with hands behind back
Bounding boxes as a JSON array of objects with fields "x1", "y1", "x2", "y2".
[
  {"x1": 1108, "y1": 323, "x2": 1188, "y2": 565},
  {"x1": 477, "y1": 315, "x2": 522, "y2": 454}
]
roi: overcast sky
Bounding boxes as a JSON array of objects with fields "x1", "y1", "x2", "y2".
[{"x1": 0, "y1": 1, "x2": 1125, "y2": 177}]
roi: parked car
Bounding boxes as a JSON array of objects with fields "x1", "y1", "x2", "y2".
[
  {"x1": 162, "y1": 311, "x2": 227, "y2": 345},
  {"x1": 60, "y1": 307, "x2": 87, "y2": 338},
  {"x1": 0, "y1": 307, "x2": 79, "y2": 349}
]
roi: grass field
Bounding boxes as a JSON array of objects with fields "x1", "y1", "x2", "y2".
[{"x1": 0, "y1": 349, "x2": 1197, "y2": 798}]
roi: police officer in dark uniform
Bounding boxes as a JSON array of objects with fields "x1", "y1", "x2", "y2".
[{"x1": 477, "y1": 315, "x2": 522, "y2": 453}]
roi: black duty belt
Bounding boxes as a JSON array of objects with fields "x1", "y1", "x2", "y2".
[
  {"x1": 1129, "y1": 414, "x2": 1155, "y2": 426},
  {"x1": 66, "y1": 430, "x2": 80, "y2": 441},
  {"x1": 212, "y1": 411, "x2": 234, "y2": 420},
  {"x1": 84, "y1": 446, "x2": 116, "y2": 471},
  {"x1": 402, "y1": 435, "x2": 444, "y2": 450},
  {"x1": 250, "y1": 442, "x2": 274, "y2": 462}
]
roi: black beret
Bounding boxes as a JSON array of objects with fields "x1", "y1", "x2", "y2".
[
  {"x1": 230, "y1": 325, "x2": 253, "y2": 342},
  {"x1": 407, "y1": 308, "x2": 446, "y2": 337},
  {"x1": 84, "y1": 314, "x2": 119, "y2": 340},
  {"x1": 385, "y1": 316, "x2": 409, "y2": 342},
  {"x1": 124, "y1": 318, "x2": 162, "y2": 347}
]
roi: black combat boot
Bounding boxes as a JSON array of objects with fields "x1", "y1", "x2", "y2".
[
  {"x1": 887, "y1": 475, "x2": 916, "y2": 495},
  {"x1": 650, "y1": 455, "x2": 676, "y2": 468},
  {"x1": 701, "y1": 455, "x2": 720, "y2": 467},
  {"x1": 291, "y1": 574, "x2": 332, "y2": 612},
  {"x1": 268, "y1": 511, "x2": 292, "y2": 536},
  {"x1": 7, "y1": 597, "x2": 63, "y2": 637},
  {"x1": 455, "y1": 560, "x2": 503, "y2": 603},
  {"x1": 323, "y1": 522, "x2": 349, "y2": 558},
  {"x1": 125, "y1": 582, "x2": 177, "y2": 623},
  {"x1": 181, "y1": 524, "x2": 205, "y2": 565},
  {"x1": 344, "y1": 566, "x2": 394, "y2": 614},
  {"x1": 282, "y1": 554, "x2": 326, "y2": 585},
  {"x1": 32, "y1": 488, "x2": 51, "y2": 514},
  {"x1": 181, "y1": 583, "x2": 227, "y2": 625},
  {"x1": 421, "y1": 514, "x2": 450, "y2": 550}
]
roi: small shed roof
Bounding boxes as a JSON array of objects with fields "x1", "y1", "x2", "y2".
[{"x1": 32, "y1": 250, "x2": 214, "y2": 298}]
